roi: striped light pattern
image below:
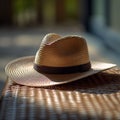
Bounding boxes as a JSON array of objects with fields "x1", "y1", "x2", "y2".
[{"x1": 0, "y1": 68, "x2": 120, "y2": 120}]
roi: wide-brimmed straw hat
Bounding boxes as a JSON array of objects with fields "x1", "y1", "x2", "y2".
[{"x1": 5, "y1": 33, "x2": 116, "y2": 87}]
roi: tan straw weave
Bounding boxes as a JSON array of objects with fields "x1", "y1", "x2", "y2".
[
  {"x1": 5, "y1": 33, "x2": 116, "y2": 87},
  {"x1": 35, "y1": 34, "x2": 89, "y2": 66},
  {"x1": 0, "y1": 67, "x2": 120, "y2": 120}
]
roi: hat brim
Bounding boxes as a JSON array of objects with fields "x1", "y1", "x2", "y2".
[{"x1": 5, "y1": 56, "x2": 116, "y2": 87}]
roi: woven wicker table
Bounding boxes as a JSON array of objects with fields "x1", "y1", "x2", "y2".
[{"x1": 0, "y1": 67, "x2": 120, "y2": 120}]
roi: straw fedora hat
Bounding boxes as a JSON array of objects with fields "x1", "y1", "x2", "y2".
[{"x1": 5, "y1": 33, "x2": 116, "y2": 87}]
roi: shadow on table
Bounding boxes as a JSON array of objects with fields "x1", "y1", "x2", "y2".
[
  {"x1": 0, "y1": 68, "x2": 120, "y2": 120},
  {"x1": 44, "y1": 68, "x2": 120, "y2": 94}
]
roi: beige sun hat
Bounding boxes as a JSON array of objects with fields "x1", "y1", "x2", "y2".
[{"x1": 5, "y1": 33, "x2": 116, "y2": 87}]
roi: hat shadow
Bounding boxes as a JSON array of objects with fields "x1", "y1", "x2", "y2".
[{"x1": 44, "y1": 69, "x2": 120, "y2": 94}]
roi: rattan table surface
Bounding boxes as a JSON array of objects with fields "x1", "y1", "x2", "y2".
[{"x1": 0, "y1": 67, "x2": 120, "y2": 120}]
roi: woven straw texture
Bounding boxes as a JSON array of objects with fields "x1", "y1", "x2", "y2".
[
  {"x1": 0, "y1": 67, "x2": 120, "y2": 120},
  {"x1": 35, "y1": 35, "x2": 89, "y2": 66},
  {"x1": 5, "y1": 56, "x2": 115, "y2": 87}
]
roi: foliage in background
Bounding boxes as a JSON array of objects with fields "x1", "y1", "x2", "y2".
[
  {"x1": 14, "y1": 0, "x2": 36, "y2": 14},
  {"x1": 13, "y1": 0, "x2": 78, "y2": 26},
  {"x1": 66, "y1": 0, "x2": 78, "y2": 19}
]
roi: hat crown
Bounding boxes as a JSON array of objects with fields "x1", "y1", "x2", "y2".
[
  {"x1": 34, "y1": 33, "x2": 90, "y2": 67},
  {"x1": 5, "y1": 33, "x2": 115, "y2": 86}
]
